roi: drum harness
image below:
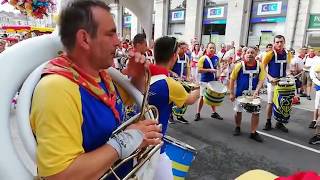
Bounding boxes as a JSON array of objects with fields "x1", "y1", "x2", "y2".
[
  {"x1": 241, "y1": 60, "x2": 260, "y2": 94},
  {"x1": 205, "y1": 55, "x2": 218, "y2": 80},
  {"x1": 177, "y1": 54, "x2": 189, "y2": 78},
  {"x1": 273, "y1": 49, "x2": 289, "y2": 78}
]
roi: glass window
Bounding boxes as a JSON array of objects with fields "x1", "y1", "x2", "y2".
[
  {"x1": 170, "y1": 0, "x2": 186, "y2": 10},
  {"x1": 205, "y1": 0, "x2": 227, "y2": 6}
]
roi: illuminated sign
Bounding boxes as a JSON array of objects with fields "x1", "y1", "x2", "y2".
[
  {"x1": 309, "y1": 15, "x2": 320, "y2": 29},
  {"x1": 257, "y1": 1, "x2": 282, "y2": 15},
  {"x1": 207, "y1": 7, "x2": 224, "y2": 19},
  {"x1": 171, "y1": 11, "x2": 185, "y2": 21}
]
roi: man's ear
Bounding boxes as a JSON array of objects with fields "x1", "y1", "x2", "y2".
[{"x1": 75, "y1": 29, "x2": 91, "y2": 51}]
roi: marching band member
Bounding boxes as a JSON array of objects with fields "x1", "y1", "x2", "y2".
[
  {"x1": 229, "y1": 47, "x2": 266, "y2": 142},
  {"x1": 195, "y1": 42, "x2": 223, "y2": 121},
  {"x1": 132, "y1": 33, "x2": 148, "y2": 56},
  {"x1": 262, "y1": 35, "x2": 292, "y2": 132},
  {"x1": 309, "y1": 64, "x2": 320, "y2": 144},
  {"x1": 149, "y1": 36, "x2": 200, "y2": 180},
  {"x1": 191, "y1": 42, "x2": 203, "y2": 82},
  {"x1": 145, "y1": 40, "x2": 155, "y2": 64},
  {"x1": 171, "y1": 41, "x2": 191, "y2": 123},
  {"x1": 172, "y1": 41, "x2": 191, "y2": 80},
  {"x1": 30, "y1": 1, "x2": 161, "y2": 179}
]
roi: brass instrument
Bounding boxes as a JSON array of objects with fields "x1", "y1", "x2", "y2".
[{"x1": 100, "y1": 66, "x2": 161, "y2": 180}]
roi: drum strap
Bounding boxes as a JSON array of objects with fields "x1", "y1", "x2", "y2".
[
  {"x1": 177, "y1": 54, "x2": 189, "y2": 78},
  {"x1": 150, "y1": 75, "x2": 167, "y2": 85},
  {"x1": 273, "y1": 49, "x2": 289, "y2": 77},
  {"x1": 205, "y1": 55, "x2": 216, "y2": 76},
  {"x1": 241, "y1": 61, "x2": 260, "y2": 92}
]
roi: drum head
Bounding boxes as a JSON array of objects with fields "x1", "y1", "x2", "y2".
[
  {"x1": 237, "y1": 96, "x2": 261, "y2": 105},
  {"x1": 206, "y1": 81, "x2": 227, "y2": 94}
]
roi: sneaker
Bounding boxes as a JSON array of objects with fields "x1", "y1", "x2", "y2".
[
  {"x1": 309, "y1": 121, "x2": 316, "y2": 129},
  {"x1": 263, "y1": 121, "x2": 273, "y2": 131},
  {"x1": 194, "y1": 113, "x2": 201, "y2": 121},
  {"x1": 233, "y1": 127, "x2": 241, "y2": 136},
  {"x1": 309, "y1": 135, "x2": 320, "y2": 145},
  {"x1": 250, "y1": 132, "x2": 263, "y2": 142},
  {"x1": 275, "y1": 122, "x2": 289, "y2": 133},
  {"x1": 211, "y1": 112, "x2": 223, "y2": 120},
  {"x1": 300, "y1": 93, "x2": 307, "y2": 97},
  {"x1": 169, "y1": 115, "x2": 175, "y2": 124},
  {"x1": 307, "y1": 96, "x2": 312, "y2": 100},
  {"x1": 176, "y1": 116, "x2": 189, "y2": 124}
]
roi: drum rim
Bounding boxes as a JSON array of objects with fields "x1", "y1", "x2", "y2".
[
  {"x1": 206, "y1": 81, "x2": 227, "y2": 94},
  {"x1": 163, "y1": 136, "x2": 197, "y2": 153}
]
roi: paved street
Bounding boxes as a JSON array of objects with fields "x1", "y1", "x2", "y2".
[{"x1": 167, "y1": 97, "x2": 320, "y2": 180}]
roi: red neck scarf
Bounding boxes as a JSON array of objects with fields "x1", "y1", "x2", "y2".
[
  {"x1": 244, "y1": 59, "x2": 257, "y2": 67},
  {"x1": 42, "y1": 55, "x2": 120, "y2": 122},
  {"x1": 206, "y1": 52, "x2": 215, "y2": 58},
  {"x1": 149, "y1": 64, "x2": 169, "y2": 76},
  {"x1": 309, "y1": 53, "x2": 316, "y2": 58},
  {"x1": 275, "y1": 48, "x2": 285, "y2": 55}
]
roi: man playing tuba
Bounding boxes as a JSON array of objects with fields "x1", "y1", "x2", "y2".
[{"x1": 30, "y1": 1, "x2": 162, "y2": 179}]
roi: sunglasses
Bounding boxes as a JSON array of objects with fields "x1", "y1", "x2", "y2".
[{"x1": 172, "y1": 37, "x2": 177, "y2": 54}]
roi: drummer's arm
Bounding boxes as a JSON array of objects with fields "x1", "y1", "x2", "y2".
[
  {"x1": 262, "y1": 51, "x2": 275, "y2": 82},
  {"x1": 185, "y1": 89, "x2": 200, "y2": 105},
  {"x1": 167, "y1": 78, "x2": 199, "y2": 107},
  {"x1": 229, "y1": 79, "x2": 236, "y2": 102},
  {"x1": 197, "y1": 56, "x2": 216, "y2": 73},
  {"x1": 254, "y1": 65, "x2": 267, "y2": 96},
  {"x1": 229, "y1": 64, "x2": 241, "y2": 101}
]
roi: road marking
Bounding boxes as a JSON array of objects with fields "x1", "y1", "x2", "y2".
[
  {"x1": 292, "y1": 105, "x2": 313, "y2": 112},
  {"x1": 257, "y1": 131, "x2": 320, "y2": 154}
]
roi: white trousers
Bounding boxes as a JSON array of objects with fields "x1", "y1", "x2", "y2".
[{"x1": 153, "y1": 153, "x2": 174, "y2": 180}]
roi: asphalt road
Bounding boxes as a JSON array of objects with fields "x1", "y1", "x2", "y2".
[{"x1": 166, "y1": 99, "x2": 320, "y2": 180}]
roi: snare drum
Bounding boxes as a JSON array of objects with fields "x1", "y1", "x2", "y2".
[
  {"x1": 236, "y1": 96, "x2": 261, "y2": 113},
  {"x1": 175, "y1": 78, "x2": 200, "y2": 93},
  {"x1": 164, "y1": 136, "x2": 197, "y2": 180},
  {"x1": 203, "y1": 81, "x2": 227, "y2": 106},
  {"x1": 272, "y1": 77, "x2": 296, "y2": 123}
]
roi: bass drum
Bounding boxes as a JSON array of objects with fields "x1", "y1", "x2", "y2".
[
  {"x1": 272, "y1": 78, "x2": 296, "y2": 123},
  {"x1": 0, "y1": 31, "x2": 159, "y2": 179}
]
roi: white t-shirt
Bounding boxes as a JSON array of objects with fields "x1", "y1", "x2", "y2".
[
  {"x1": 305, "y1": 56, "x2": 320, "y2": 71},
  {"x1": 191, "y1": 50, "x2": 203, "y2": 62},
  {"x1": 291, "y1": 55, "x2": 305, "y2": 70}
]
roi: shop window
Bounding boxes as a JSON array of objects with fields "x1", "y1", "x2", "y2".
[
  {"x1": 307, "y1": 32, "x2": 320, "y2": 48},
  {"x1": 170, "y1": 0, "x2": 186, "y2": 10},
  {"x1": 203, "y1": 24, "x2": 225, "y2": 35}
]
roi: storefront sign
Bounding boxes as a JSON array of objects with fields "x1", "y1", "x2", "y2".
[
  {"x1": 250, "y1": 17, "x2": 286, "y2": 23},
  {"x1": 171, "y1": 11, "x2": 185, "y2": 21},
  {"x1": 207, "y1": 7, "x2": 224, "y2": 19},
  {"x1": 257, "y1": 1, "x2": 282, "y2": 16},
  {"x1": 203, "y1": 19, "x2": 226, "y2": 25},
  {"x1": 123, "y1": 16, "x2": 131, "y2": 28},
  {"x1": 309, "y1": 15, "x2": 320, "y2": 29}
]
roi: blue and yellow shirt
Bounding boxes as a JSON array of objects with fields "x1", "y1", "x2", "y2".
[
  {"x1": 198, "y1": 55, "x2": 219, "y2": 82},
  {"x1": 148, "y1": 75, "x2": 188, "y2": 153},
  {"x1": 230, "y1": 61, "x2": 266, "y2": 97},
  {"x1": 30, "y1": 74, "x2": 132, "y2": 178},
  {"x1": 262, "y1": 50, "x2": 292, "y2": 79},
  {"x1": 172, "y1": 54, "x2": 190, "y2": 78}
]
